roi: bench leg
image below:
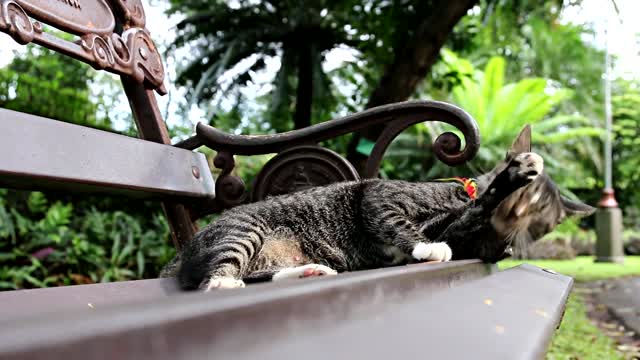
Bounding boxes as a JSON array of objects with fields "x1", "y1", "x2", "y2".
[{"x1": 121, "y1": 76, "x2": 197, "y2": 249}]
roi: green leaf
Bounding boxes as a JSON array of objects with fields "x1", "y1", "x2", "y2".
[
  {"x1": 136, "y1": 251, "x2": 145, "y2": 278},
  {"x1": 27, "y1": 192, "x2": 47, "y2": 213}
]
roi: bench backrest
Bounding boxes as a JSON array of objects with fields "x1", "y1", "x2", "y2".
[
  {"x1": 0, "y1": 0, "x2": 211, "y2": 247},
  {"x1": 0, "y1": 1, "x2": 483, "y2": 247}
]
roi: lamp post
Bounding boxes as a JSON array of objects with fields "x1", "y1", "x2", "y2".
[{"x1": 595, "y1": 16, "x2": 624, "y2": 263}]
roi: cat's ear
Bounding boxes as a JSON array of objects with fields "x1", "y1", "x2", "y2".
[
  {"x1": 510, "y1": 124, "x2": 532, "y2": 153},
  {"x1": 561, "y1": 196, "x2": 596, "y2": 217}
]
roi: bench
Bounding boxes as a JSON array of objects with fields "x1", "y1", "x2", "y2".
[{"x1": 0, "y1": 1, "x2": 573, "y2": 359}]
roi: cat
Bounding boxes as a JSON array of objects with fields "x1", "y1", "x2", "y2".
[{"x1": 161, "y1": 125, "x2": 595, "y2": 291}]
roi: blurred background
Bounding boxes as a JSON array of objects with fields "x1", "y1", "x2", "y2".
[
  {"x1": 0, "y1": 0, "x2": 640, "y2": 289},
  {"x1": 1, "y1": 1, "x2": 640, "y2": 356},
  {"x1": 4, "y1": 0, "x2": 638, "y2": 284}
]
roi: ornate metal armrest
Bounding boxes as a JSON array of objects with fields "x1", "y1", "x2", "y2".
[{"x1": 176, "y1": 100, "x2": 480, "y2": 215}]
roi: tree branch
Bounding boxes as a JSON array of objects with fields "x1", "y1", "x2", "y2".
[{"x1": 347, "y1": 0, "x2": 479, "y2": 170}]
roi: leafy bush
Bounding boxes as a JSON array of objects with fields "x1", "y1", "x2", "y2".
[
  {"x1": 526, "y1": 238, "x2": 576, "y2": 260},
  {"x1": 0, "y1": 190, "x2": 174, "y2": 290},
  {"x1": 524, "y1": 218, "x2": 596, "y2": 260},
  {"x1": 0, "y1": 43, "x2": 178, "y2": 290},
  {"x1": 623, "y1": 230, "x2": 640, "y2": 256}
]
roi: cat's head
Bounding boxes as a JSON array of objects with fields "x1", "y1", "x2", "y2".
[{"x1": 484, "y1": 125, "x2": 596, "y2": 258}]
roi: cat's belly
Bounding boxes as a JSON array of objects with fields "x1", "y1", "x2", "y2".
[{"x1": 380, "y1": 244, "x2": 413, "y2": 266}]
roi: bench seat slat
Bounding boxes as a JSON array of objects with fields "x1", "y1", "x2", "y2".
[
  {"x1": 0, "y1": 260, "x2": 489, "y2": 325},
  {"x1": 0, "y1": 262, "x2": 571, "y2": 360},
  {"x1": 0, "y1": 109, "x2": 215, "y2": 200}
]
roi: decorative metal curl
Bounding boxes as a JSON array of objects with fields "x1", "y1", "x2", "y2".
[
  {"x1": 433, "y1": 132, "x2": 463, "y2": 164},
  {"x1": 111, "y1": 0, "x2": 146, "y2": 29},
  {"x1": 122, "y1": 27, "x2": 165, "y2": 91},
  {"x1": 212, "y1": 151, "x2": 247, "y2": 209},
  {"x1": 0, "y1": 0, "x2": 166, "y2": 94},
  {"x1": 110, "y1": 33, "x2": 131, "y2": 63},
  {"x1": 177, "y1": 100, "x2": 481, "y2": 215},
  {"x1": 76, "y1": 28, "x2": 165, "y2": 93},
  {"x1": 2, "y1": 1, "x2": 34, "y2": 45},
  {"x1": 251, "y1": 146, "x2": 359, "y2": 202},
  {"x1": 186, "y1": 101, "x2": 479, "y2": 160},
  {"x1": 363, "y1": 103, "x2": 480, "y2": 178},
  {"x1": 80, "y1": 34, "x2": 114, "y2": 69}
]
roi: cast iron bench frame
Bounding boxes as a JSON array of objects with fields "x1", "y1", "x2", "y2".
[{"x1": 0, "y1": 1, "x2": 572, "y2": 359}]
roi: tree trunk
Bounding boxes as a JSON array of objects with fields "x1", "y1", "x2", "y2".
[
  {"x1": 294, "y1": 44, "x2": 313, "y2": 129},
  {"x1": 346, "y1": 0, "x2": 479, "y2": 173}
]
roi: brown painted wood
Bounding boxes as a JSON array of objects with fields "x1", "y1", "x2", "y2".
[
  {"x1": 0, "y1": 260, "x2": 488, "y2": 326},
  {"x1": 0, "y1": 108, "x2": 214, "y2": 200},
  {"x1": 121, "y1": 76, "x2": 198, "y2": 249},
  {"x1": 0, "y1": 263, "x2": 573, "y2": 360},
  {"x1": 0, "y1": 278, "x2": 181, "y2": 324}
]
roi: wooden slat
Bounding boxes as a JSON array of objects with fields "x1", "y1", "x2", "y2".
[
  {"x1": 0, "y1": 260, "x2": 490, "y2": 326},
  {"x1": 0, "y1": 108, "x2": 214, "y2": 200},
  {"x1": 0, "y1": 263, "x2": 571, "y2": 360},
  {"x1": 0, "y1": 278, "x2": 181, "y2": 324},
  {"x1": 120, "y1": 76, "x2": 199, "y2": 247},
  {"x1": 0, "y1": 262, "x2": 574, "y2": 360}
]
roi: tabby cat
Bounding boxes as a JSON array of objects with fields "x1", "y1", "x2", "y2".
[{"x1": 162, "y1": 125, "x2": 594, "y2": 291}]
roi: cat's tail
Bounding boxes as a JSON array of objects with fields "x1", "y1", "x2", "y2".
[
  {"x1": 159, "y1": 255, "x2": 181, "y2": 278},
  {"x1": 158, "y1": 253, "x2": 272, "y2": 284},
  {"x1": 177, "y1": 228, "x2": 265, "y2": 290}
]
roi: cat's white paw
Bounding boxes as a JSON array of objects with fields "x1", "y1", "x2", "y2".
[
  {"x1": 412, "y1": 242, "x2": 452, "y2": 262},
  {"x1": 272, "y1": 264, "x2": 338, "y2": 281},
  {"x1": 204, "y1": 277, "x2": 246, "y2": 292},
  {"x1": 515, "y1": 152, "x2": 544, "y2": 181}
]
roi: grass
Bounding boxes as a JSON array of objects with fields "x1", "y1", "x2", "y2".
[
  {"x1": 498, "y1": 256, "x2": 640, "y2": 360},
  {"x1": 499, "y1": 256, "x2": 640, "y2": 282},
  {"x1": 546, "y1": 293, "x2": 623, "y2": 360}
]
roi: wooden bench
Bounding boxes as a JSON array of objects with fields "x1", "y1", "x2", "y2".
[{"x1": 0, "y1": 1, "x2": 572, "y2": 359}]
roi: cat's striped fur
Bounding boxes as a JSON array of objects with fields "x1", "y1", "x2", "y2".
[{"x1": 162, "y1": 126, "x2": 595, "y2": 290}]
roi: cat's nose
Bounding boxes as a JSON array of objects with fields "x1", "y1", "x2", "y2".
[
  {"x1": 524, "y1": 152, "x2": 544, "y2": 174},
  {"x1": 514, "y1": 152, "x2": 544, "y2": 181}
]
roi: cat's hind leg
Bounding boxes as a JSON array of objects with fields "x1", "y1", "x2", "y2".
[
  {"x1": 178, "y1": 231, "x2": 261, "y2": 291},
  {"x1": 272, "y1": 264, "x2": 338, "y2": 281},
  {"x1": 242, "y1": 264, "x2": 338, "y2": 284},
  {"x1": 204, "y1": 277, "x2": 246, "y2": 291}
]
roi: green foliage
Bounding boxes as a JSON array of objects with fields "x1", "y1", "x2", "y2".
[
  {"x1": 547, "y1": 293, "x2": 624, "y2": 360},
  {"x1": 384, "y1": 51, "x2": 602, "y2": 192},
  {"x1": 501, "y1": 257, "x2": 637, "y2": 360},
  {"x1": 448, "y1": 54, "x2": 602, "y2": 182},
  {"x1": 168, "y1": 0, "x2": 358, "y2": 130},
  {"x1": 0, "y1": 45, "x2": 118, "y2": 131},
  {"x1": 611, "y1": 82, "x2": 640, "y2": 226},
  {"x1": 0, "y1": 37, "x2": 171, "y2": 290},
  {"x1": 0, "y1": 190, "x2": 173, "y2": 289}
]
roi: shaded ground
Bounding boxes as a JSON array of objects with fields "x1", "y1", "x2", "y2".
[
  {"x1": 581, "y1": 278, "x2": 640, "y2": 359},
  {"x1": 546, "y1": 292, "x2": 627, "y2": 360},
  {"x1": 500, "y1": 256, "x2": 640, "y2": 359}
]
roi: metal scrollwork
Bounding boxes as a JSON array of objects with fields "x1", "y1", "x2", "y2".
[
  {"x1": 0, "y1": 0, "x2": 166, "y2": 94},
  {"x1": 111, "y1": 0, "x2": 146, "y2": 29},
  {"x1": 251, "y1": 146, "x2": 360, "y2": 202},
  {"x1": 1, "y1": 1, "x2": 35, "y2": 44},
  {"x1": 212, "y1": 152, "x2": 247, "y2": 209},
  {"x1": 361, "y1": 102, "x2": 480, "y2": 178},
  {"x1": 176, "y1": 100, "x2": 481, "y2": 216},
  {"x1": 122, "y1": 27, "x2": 165, "y2": 91},
  {"x1": 80, "y1": 33, "x2": 114, "y2": 69}
]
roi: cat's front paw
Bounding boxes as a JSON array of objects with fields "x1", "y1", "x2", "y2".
[
  {"x1": 203, "y1": 276, "x2": 246, "y2": 292},
  {"x1": 510, "y1": 152, "x2": 543, "y2": 184},
  {"x1": 411, "y1": 242, "x2": 452, "y2": 262}
]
